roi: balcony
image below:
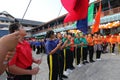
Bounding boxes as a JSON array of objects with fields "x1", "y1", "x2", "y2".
[
  {"x1": 102, "y1": 7, "x2": 120, "y2": 16},
  {"x1": 33, "y1": 22, "x2": 74, "y2": 35}
]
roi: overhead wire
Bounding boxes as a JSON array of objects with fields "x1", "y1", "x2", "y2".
[{"x1": 21, "y1": 0, "x2": 32, "y2": 22}]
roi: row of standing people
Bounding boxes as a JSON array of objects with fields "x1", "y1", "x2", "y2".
[
  {"x1": 25, "y1": 31, "x2": 120, "y2": 80},
  {"x1": 45, "y1": 30, "x2": 104, "y2": 80},
  {"x1": 29, "y1": 39, "x2": 46, "y2": 54}
]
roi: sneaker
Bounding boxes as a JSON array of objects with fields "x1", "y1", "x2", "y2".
[
  {"x1": 112, "y1": 53, "x2": 116, "y2": 55},
  {"x1": 63, "y1": 71, "x2": 69, "y2": 76},
  {"x1": 62, "y1": 75, "x2": 68, "y2": 79},
  {"x1": 77, "y1": 64, "x2": 82, "y2": 68},
  {"x1": 96, "y1": 58, "x2": 101, "y2": 61},
  {"x1": 67, "y1": 69, "x2": 73, "y2": 73}
]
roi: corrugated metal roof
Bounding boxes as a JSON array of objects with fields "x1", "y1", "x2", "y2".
[{"x1": 0, "y1": 17, "x2": 44, "y2": 26}]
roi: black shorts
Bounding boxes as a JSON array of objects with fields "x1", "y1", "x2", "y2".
[{"x1": 7, "y1": 66, "x2": 32, "y2": 80}]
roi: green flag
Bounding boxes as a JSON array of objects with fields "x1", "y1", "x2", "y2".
[{"x1": 88, "y1": 3, "x2": 94, "y2": 22}]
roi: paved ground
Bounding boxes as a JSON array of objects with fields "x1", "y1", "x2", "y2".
[{"x1": 1, "y1": 50, "x2": 120, "y2": 80}]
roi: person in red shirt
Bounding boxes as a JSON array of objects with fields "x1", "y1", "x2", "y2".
[{"x1": 7, "y1": 23, "x2": 41, "y2": 80}]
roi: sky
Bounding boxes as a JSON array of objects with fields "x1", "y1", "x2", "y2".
[{"x1": 0, "y1": 0, "x2": 95, "y2": 22}]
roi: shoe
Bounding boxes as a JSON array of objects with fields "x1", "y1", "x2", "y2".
[
  {"x1": 112, "y1": 53, "x2": 116, "y2": 55},
  {"x1": 77, "y1": 64, "x2": 82, "y2": 68},
  {"x1": 63, "y1": 71, "x2": 69, "y2": 76},
  {"x1": 70, "y1": 66, "x2": 75, "y2": 70},
  {"x1": 85, "y1": 61, "x2": 89, "y2": 63},
  {"x1": 90, "y1": 60, "x2": 95, "y2": 63},
  {"x1": 105, "y1": 51, "x2": 108, "y2": 53},
  {"x1": 82, "y1": 61, "x2": 86, "y2": 65},
  {"x1": 59, "y1": 78, "x2": 63, "y2": 80},
  {"x1": 96, "y1": 58, "x2": 101, "y2": 61},
  {"x1": 62, "y1": 75, "x2": 68, "y2": 79},
  {"x1": 67, "y1": 69, "x2": 73, "y2": 73}
]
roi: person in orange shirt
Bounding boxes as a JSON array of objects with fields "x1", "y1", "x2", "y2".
[
  {"x1": 93, "y1": 33, "x2": 99, "y2": 45},
  {"x1": 87, "y1": 33, "x2": 95, "y2": 63},
  {"x1": 117, "y1": 33, "x2": 120, "y2": 53},
  {"x1": 106, "y1": 36, "x2": 110, "y2": 44},
  {"x1": 102, "y1": 36, "x2": 108, "y2": 53},
  {"x1": 110, "y1": 35, "x2": 117, "y2": 55},
  {"x1": 93, "y1": 33, "x2": 102, "y2": 60},
  {"x1": 117, "y1": 33, "x2": 120, "y2": 44}
]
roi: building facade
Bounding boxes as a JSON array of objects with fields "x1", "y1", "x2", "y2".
[
  {"x1": 30, "y1": 0, "x2": 120, "y2": 37},
  {"x1": 0, "y1": 16, "x2": 43, "y2": 37}
]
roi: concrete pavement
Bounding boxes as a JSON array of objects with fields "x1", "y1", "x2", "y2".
[{"x1": 1, "y1": 52, "x2": 120, "y2": 80}]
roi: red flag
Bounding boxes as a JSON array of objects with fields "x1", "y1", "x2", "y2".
[
  {"x1": 92, "y1": 2, "x2": 102, "y2": 34},
  {"x1": 61, "y1": 0, "x2": 77, "y2": 13},
  {"x1": 61, "y1": 0, "x2": 89, "y2": 23}
]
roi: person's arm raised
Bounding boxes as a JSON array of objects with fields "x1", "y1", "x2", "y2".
[
  {"x1": 49, "y1": 41, "x2": 62, "y2": 55},
  {"x1": 61, "y1": 40, "x2": 68, "y2": 49},
  {"x1": 0, "y1": 31, "x2": 20, "y2": 75}
]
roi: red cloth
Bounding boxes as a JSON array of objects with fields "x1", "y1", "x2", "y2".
[
  {"x1": 70, "y1": 39, "x2": 74, "y2": 51},
  {"x1": 61, "y1": 0, "x2": 76, "y2": 13},
  {"x1": 61, "y1": 0, "x2": 89, "y2": 23},
  {"x1": 92, "y1": 2, "x2": 102, "y2": 34},
  {"x1": 9, "y1": 40, "x2": 32, "y2": 69}
]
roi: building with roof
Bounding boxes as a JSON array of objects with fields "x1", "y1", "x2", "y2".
[
  {"x1": 31, "y1": 0, "x2": 120, "y2": 38},
  {"x1": 0, "y1": 16, "x2": 44, "y2": 37}
]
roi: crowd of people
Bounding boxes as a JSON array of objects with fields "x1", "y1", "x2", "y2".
[
  {"x1": 0, "y1": 22, "x2": 120, "y2": 80},
  {"x1": 29, "y1": 30, "x2": 120, "y2": 80},
  {"x1": 29, "y1": 39, "x2": 46, "y2": 54}
]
